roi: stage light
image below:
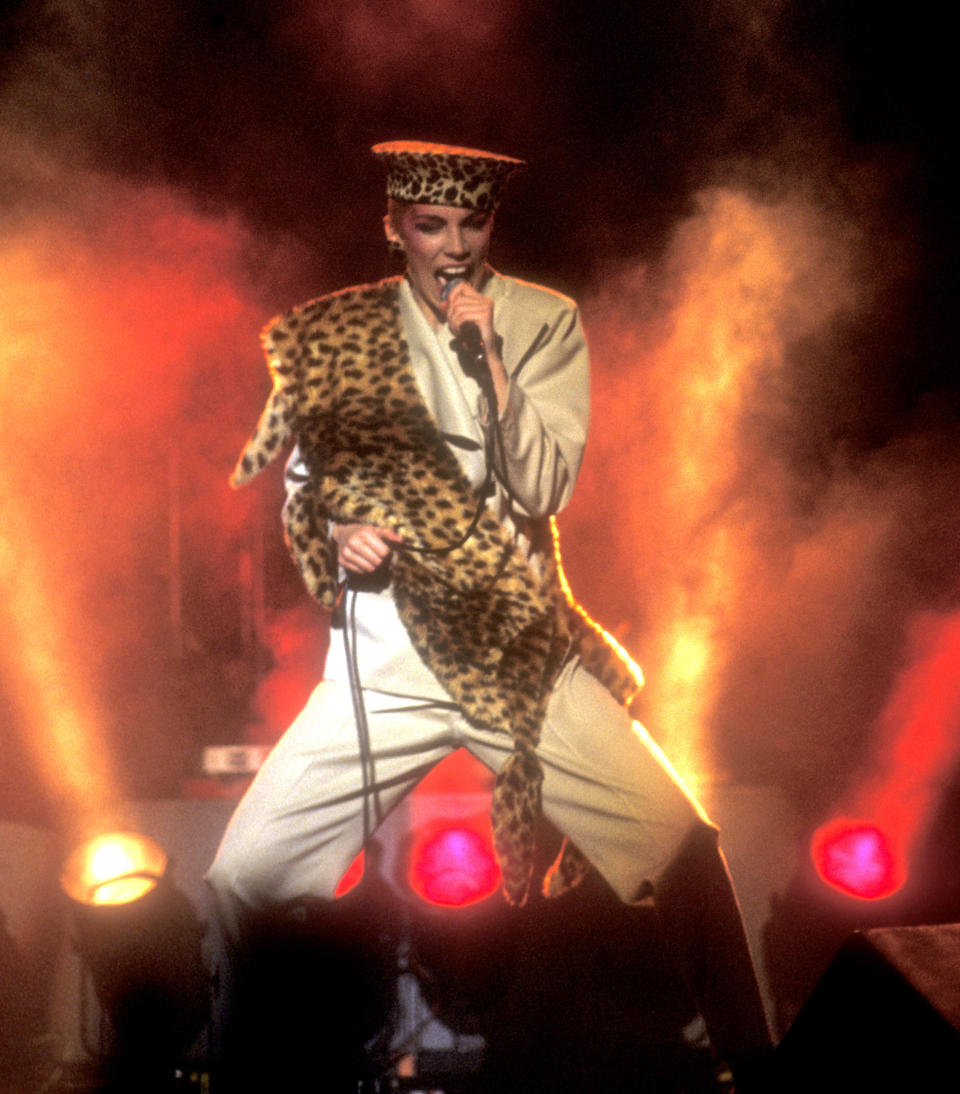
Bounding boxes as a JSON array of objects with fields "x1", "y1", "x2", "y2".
[
  {"x1": 60, "y1": 831, "x2": 209, "y2": 1083},
  {"x1": 410, "y1": 825, "x2": 500, "y2": 908},
  {"x1": 811, "y1": 819, "x2": 906, "y2": 901},
  {"x1": 61, "y1": 831, "x2": 168, "y2": 907}
]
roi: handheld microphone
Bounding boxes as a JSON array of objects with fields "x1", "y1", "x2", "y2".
[{"x1": 440, "y1": 277, "x2": 485, "y2": 360}]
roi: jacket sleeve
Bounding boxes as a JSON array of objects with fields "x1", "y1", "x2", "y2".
[{"x1": 495, "y1": 296, "x2": 590, "y2": 518}]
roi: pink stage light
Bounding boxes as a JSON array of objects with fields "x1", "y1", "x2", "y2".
[
  {"x1": 811, "y1": 819, "x2": 906, "y2": 901},
  {"x1": 410, "y1": 826, "x2": 500, "y2": 908}
]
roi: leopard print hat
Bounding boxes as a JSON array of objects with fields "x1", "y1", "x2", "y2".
[{"x1": 371, "y1": 140, "x2": 525, "y2": 212}]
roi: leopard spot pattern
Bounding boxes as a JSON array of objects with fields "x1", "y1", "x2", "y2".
[{"x1": 232, "y1": 277, "x2": 631, "y2": 903}]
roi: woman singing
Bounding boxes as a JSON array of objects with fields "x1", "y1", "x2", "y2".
[{"x1": 208, "y1": 141, "x2": 772, "y2": 1091}]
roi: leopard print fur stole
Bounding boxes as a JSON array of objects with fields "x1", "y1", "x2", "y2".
[{"x1": 233, "y1": 277, "x2": 640, "y2": 903}]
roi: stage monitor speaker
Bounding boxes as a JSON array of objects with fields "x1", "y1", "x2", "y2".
[{"x1": 774, "y1": 923, "x2": 960, "y2": 1092}]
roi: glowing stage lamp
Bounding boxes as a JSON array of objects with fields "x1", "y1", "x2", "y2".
[
  {"x1": 811, "y1": 819, "x2": 906, "y2": 901},
  {"x1": 60, "y1": 831, "x2": 209, "y2": 1079},
  {"x1": 410, "y1": 826, "x2": 500, "y2": 908},
  {"x1": 60, "y1": 831, "x2": 168, "y2": 907}
]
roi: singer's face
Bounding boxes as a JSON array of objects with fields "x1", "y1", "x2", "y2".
[{"x1": 385, "y1": 202, "x2": 493, "y2": 326}]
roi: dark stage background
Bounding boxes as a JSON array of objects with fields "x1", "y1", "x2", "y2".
[{"x1": 1, "y1": 0, "x2": 958, "y2": 936}]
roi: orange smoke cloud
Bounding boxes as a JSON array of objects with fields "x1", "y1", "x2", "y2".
[
  {"x1": 0, "y1": 516, "x2": 119, "y2": 842},
  {"x1": 559, "y1": 162, "x2": 960, "y2": 874},
  {"x1": 569, "y1": 187, "x2": 862, "y2": 791},
  {"x1": 0, "y1": 150, "x2": 285, "y2": 832}
]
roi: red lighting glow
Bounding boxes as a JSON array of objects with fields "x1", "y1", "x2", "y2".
[
  {"x1": 334, "y1": 850, "x2": 365, "y2": 898},
  {"x1": 410, "y1": 826, "x2": 500, "y2": 907},
  {"x1": 811, "y1": 819, "x2": 905, "y2": 901}
]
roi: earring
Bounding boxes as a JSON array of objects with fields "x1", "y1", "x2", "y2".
[{"x1": 387, "y1": 238, "x2": 406, "y2": 259}]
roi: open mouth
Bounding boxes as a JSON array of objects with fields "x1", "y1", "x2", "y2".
[{"x1": 435, "y1": 265, "x2": 470, "y2": 296}]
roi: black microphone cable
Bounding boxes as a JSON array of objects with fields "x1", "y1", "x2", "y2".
[{"x1": 342, "y1": 576, "x2": 382, "y2": 850}]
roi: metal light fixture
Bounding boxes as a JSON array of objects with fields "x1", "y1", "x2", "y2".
[
  {"x1": 61, "y1": 831, "x2": 169, "y2": 908},
  {"x1": 60, "y1": 831, "x2": 209, "y2": 1086}
]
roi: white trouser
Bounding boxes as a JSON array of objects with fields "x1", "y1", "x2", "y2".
[{"x1": 206, "y1": 656, "x2": 708, "y2": 941}]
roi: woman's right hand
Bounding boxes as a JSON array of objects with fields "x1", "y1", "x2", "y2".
[{"x1": 332, "y1": 523, "x2": 404, "y2": 574}]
